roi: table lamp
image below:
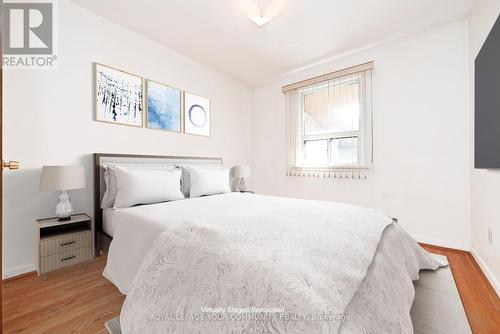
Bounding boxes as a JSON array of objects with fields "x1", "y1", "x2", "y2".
[
  {"x1": 233, "y1": 165, "x2": 251, "y2": 192},
  {"x1": 39, "y1": 166, "x2": 87, "y2": 221}
]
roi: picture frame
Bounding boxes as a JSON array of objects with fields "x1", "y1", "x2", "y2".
[
  {"x1": 146, "y1": 79, "x2": 182, "y2": 132},
  {"x1": 184, "y1": 91, "x2": 211, "y2": 137},
  {"x1": 95, "y1": 63, "x2": 144, "y2": 127}
]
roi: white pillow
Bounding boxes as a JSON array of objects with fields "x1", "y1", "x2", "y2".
[
  {"x1": 189, "y1": 167, "x2": 231, "y2": 198},
  {"x1": 113, "y1": 167, "x2": 184, "y2": 209},
  {"x1": 101, "y1": 163, "x2": 175, "y2": 208},
  {"x1": 178, "y1": 164, "x2": 223, "y2": 197}
]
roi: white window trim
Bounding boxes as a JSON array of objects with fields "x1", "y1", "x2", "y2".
[{"x1": 285, "y1": 65, "x2": 373, "y2": 178}]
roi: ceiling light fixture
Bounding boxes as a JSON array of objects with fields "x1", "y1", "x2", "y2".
[
  {"x1": 241, "y1": 0, "x2": 285, "y2": 27},
  {"x1": 251, "y1": 14, "x2": 270, "y2": 27}
]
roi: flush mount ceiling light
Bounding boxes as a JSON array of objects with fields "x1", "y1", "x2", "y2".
[
  {"x1": 241, "y1": 0, "x2": 285, "y2": 27},
  {"x1": 251, "y1": 14, "x2": 270, "y2": 27}
]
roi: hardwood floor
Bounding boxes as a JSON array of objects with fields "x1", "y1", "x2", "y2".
[
  {"x1": 3, "y1": 257, "x2": 124, "y2": 334},
  {"x1": 2, "y1": 246, "x2": 499, "y2": 333},
  {"x1": 420, "y1": 244, "x2": 500, "y2": 334}
]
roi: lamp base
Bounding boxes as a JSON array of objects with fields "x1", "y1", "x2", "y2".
[
  {"x1": 58, "y1": 216, "x2": 72, "y2": 222},
  {"x1": 238, "y1": 178, "x2": 246, "y2": 192},
  {"x1": 56, "y1": 190, "x2": 73, "y2": 221}
]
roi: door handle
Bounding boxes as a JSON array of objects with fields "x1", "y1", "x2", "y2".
[{"x1": 2, "y1": 161, "x2": 19, "y2": 170}]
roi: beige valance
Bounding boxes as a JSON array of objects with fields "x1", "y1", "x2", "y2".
[{"x1": 281, "y1": 61, "x2": 374, "y2": 93}]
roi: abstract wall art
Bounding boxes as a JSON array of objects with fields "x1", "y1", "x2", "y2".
[
  {"x1": 146, "y1": 80, "x2": 181, "y2": 132},
  {"x1": 184, "y1": 92, "x2": 210, "y2": 136},
  {"x1": 95, "y1": 63, "x2": 143, "y2": 127}
]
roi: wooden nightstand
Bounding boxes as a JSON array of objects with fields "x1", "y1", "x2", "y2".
[{"x1": 35, "y1": 213, "x2": 93, "y2": 280}]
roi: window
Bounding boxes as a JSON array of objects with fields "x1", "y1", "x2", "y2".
[{"x1": 284, "y1": 63, "x2": 373, "y2": 177}]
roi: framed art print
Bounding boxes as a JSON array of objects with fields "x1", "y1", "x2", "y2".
[
  {"x1": 95, "y1": 63, "x2": 144, "y2": 127},
  {"x1": 146, "y1": 80, "x2": 181, "y2": 132},
  {"x1": 184, "y1": 92, "x2": 210, "y2": 136}
]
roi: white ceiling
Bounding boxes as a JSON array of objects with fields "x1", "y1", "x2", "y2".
[{"x1": 69, "y1": 0, "x2": 475, "y2": 86}]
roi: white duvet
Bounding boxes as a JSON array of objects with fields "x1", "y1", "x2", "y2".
[{"x1": 104, "y1": 193, "x2": 445, "y2": 333}]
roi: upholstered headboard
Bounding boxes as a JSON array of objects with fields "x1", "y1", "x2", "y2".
[{"x1": 93, "y1": 153, "x2": 223, "y2": 254}]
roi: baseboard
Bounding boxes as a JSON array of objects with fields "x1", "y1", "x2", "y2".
[
  {"x1": 3, "y1": 263, "x2": 36, "y2": 280},
  {"x1": 470, "y1": 248, "x2": 500, "y2": 298},
  {"x1": 3, "y1": 270, "x2": 37, "y2": 282},
  {"x1": 413, "y1": 235, "x2": 470, "y2": 252}
]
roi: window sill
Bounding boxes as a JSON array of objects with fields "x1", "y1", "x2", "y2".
[
  {"x1": 287, "y1": 166, "x2": 369, "y2": 179},
  {"x1": 293, "y1": 165, "x2": 369, "y2": 171}
]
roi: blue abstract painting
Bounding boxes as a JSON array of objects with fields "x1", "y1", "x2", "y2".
[{"x1": 147, "y1": 80, "x2": 181, "y2": 132}]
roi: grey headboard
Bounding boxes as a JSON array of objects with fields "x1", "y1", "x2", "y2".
[{"x1": 93, "y1": 153, "x2": 223, "y2": 254}]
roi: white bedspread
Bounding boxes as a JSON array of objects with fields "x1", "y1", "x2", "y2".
[{"x1": 104, "y1": 193, "x2": 445, "y2": 333}]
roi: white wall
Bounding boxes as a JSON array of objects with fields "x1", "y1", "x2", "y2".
[
  {"x1": 468, "y1": 0, "x2": 500, "y2": 296},
  {"x1": 3, "y1": 1, "x2": 489, "y2": 287},
  {"x1": 252, "y1": 21, "x2": 471, "y2": 250},
  {"x1": 2, "y1": 0, "x2": 253, "y2": 278}
]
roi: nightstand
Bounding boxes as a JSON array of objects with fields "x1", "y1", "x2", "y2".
[{"x1": 35, "y1": 213, "x2": 93, "y2": 280}]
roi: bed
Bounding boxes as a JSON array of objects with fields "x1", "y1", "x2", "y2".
[
  {"x1": 94, "y1": 153, "x2": 446, "y2": 334},
  {"x1": 93, "y1": 153, "x2": 224, "y2": 255},
  {"x1": 102, "y1": 208, "x2": 119, "y2": 237}
]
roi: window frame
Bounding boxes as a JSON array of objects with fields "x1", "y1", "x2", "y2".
[{"x1": 293, "y1": 70, "x2": 371, "y2": 171}]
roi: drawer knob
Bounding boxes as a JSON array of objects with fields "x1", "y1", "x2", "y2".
[
  {"x1": 60, "y1": 255, "x2": 76, "y2": 262},
  {"x1": 60, "y1": 241, "x2": 76, "y2": 246}
]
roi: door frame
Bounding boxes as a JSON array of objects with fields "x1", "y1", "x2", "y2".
[{"x1": 1, "y1": 0, "x2": 5, "y2": 332}]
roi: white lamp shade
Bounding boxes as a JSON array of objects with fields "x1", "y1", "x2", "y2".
[
  {"x1": 233, "y1": 165, "x2": 251, "y2": 178},
  {"x1": 39, "y1": 166, "x2": 87, "y2": 191}
]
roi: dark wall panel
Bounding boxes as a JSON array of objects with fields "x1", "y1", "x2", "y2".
[{"x1": 475, "y1": 14, "x2": 500, "y2": 168}]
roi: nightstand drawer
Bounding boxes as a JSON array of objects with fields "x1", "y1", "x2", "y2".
[
  {"x1": 40, "y1": 246, "x2": 92, "y2": 274},
  {"x1": 40, "y1": 230, "x2": 91, "y2": 257}
]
